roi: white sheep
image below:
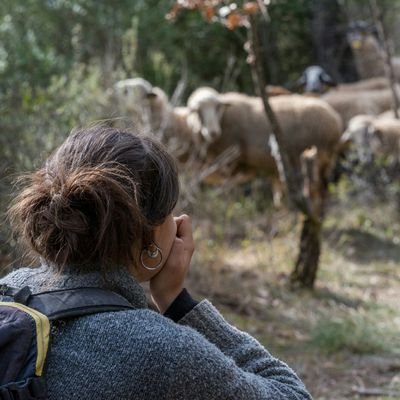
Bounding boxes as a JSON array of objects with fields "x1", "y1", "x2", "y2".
[
  {"x1": 322, "y1": 87, "x2": 399, "y2": 127},
  {"x1": 113, "y1": 79, "x2": 194, "y2": 160},
  {"x1": 372, "y1": 118, "x2": 400, "y2": 163},
  {"x1": 342, "y1": 114, "x2": 400, "y2": 164},
  {"x1": 329, "y1": 77, "x2": 390, "y2": 93},
  {"x1": 377, "y1": 108, "x2": 400, "y2": 119},
  {"x1": 186, "y1": 87, "x2": 343, "y2": 206},
  {"x1": 146, "y1": 87, "x2": 195, "y2": 160},
  {"x1": 112, "y1": 78, "x2": 154, "y2": 128}
]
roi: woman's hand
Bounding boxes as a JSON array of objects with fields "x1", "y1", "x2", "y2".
[{"x1": 150, "y1": 214, "x2": 195, "y2": 313}]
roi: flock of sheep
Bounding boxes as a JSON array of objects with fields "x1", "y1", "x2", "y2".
[{"x1": 111, "y1": 22, "x2": 400, "y2": 206}]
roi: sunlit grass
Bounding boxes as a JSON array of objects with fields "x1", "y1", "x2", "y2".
[{"x1": 310, "y1": 307, "x2": 400, "y2": 355}]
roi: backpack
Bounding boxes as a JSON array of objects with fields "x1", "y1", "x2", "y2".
[{"x1": 0, "y1": 284, "x2": 135, "y2": 400}]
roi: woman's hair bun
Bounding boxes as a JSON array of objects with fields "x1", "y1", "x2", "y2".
[
  {"x1": 10, "y1": 164, "x2": 144, "y2": 270},
  {"x1": 8, "y1": 126, "x2": 179, "y2": 273}
]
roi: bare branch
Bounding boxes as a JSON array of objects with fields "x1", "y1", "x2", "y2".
[
  {"x1": 369, "y1": 0, "x2": 400, "y2": 119},
  {"x1": 352, "y1": 387, "x2": 400, "y2": 397}
]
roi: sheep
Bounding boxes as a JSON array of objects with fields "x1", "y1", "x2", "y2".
[
  {"x1": 340, "y1": 115, "x2": 376, "y2": 164},
  {"x1": 378, "y1": 108, "x2": 400, "y2": 119},
  {"x1": 113, "y1": 77, "x2": 153, "y2": 102},
  {"x1": 113, "y1": 79, "x2": 195, "y2": 160},
  {"x1": 331, "y1": 77, "x2": 390, "y2": 92},
  {"x1": 186, "y1": 87, "x2": 343, "y2": 206},
  {"x1": 342, "y1": 114, "x2": 400, "y2": 164},
  {"x1": 265, "y1": 85, "x2": 292, "y2": 97},
  {"x1": 347, "y1": 21, "x2": 400, "y2": 81},
  {"x1": 321, "y1": 87, "x2": 399, "y2": 127},
  {"x1": 187, "y1": 87, "x2": 223, "y2": 143},
  {"x1": 296, "y1": 65, "x2": 336, "y2": 94},
  {"x1": 295, "y1": 65, "x2": 390, "y2": 96},
  {"x1": 145, "y1": 86, "x2": 170, "y2": 135},
  {"x1": 371, "y1": 119, "x2": 400, "y2": 164},
  {"x1": 142, "y1": 87, "x2": 195, "y2": 160},
  {"x1": 112, "y1": 78, "x2": 154, "y2": 128},
  {"x1": 162, "y1": 106, "x2": 196, "y2": 161}
]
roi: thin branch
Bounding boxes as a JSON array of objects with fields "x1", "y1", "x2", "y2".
[
  {"x1": 171, "y1": 59, "x2": 189, "y2": 107},
  {"x1": 179, "y1": 145, "x2": 241, "y2": 208},
  {"x1": 256, "y1": 0, "x2": 270, "y2": 23},
  {"x1": 248, "y1": 13, "x2": 316, "y2": 219},
  {"x1": 352, "y1": 387, "x2": 400, "y2": 397},
  {"x1": 369, "y1": 0, "x2": 400, "y2": 118}
]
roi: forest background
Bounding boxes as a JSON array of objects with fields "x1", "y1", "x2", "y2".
[{"x1": 0, "y1": 1, "x2": 400, "y2": 399}]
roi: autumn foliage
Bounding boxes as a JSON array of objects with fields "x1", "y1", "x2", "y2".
[{"x1": 167, "y1": 1, "x2": 261, "y2": 30}]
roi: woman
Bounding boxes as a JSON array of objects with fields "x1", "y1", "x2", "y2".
[{"x1": 1, "y1": 126, "x2": 312, "y2": 399}]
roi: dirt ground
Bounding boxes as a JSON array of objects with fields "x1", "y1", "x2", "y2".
[
  {"x1": 185, "y1": 182, "x2": 400, "y2": 400},
  {"x1": 1, "y1": 177, "x2": 398, "y2": 399}
]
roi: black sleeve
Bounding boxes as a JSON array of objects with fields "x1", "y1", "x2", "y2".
[{"x1": 163, "y1": 288, "x2": 198, "y2": 322}]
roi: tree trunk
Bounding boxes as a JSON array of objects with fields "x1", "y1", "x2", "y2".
[
  {"x1": 259, "y1": 18, "x2": 283, "y2": 84},
  {"x1": 248, "y1": 14, "x2": 314, "y2": 217},
  {"x1": 248, "y1": 14, "x2": 323, "y2": 289},
  {"x1": 291, "y1": 216, "x2": 321, "y2": 288}
]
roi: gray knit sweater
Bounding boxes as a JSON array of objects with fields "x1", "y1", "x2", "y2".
[{"x1": 0, "y1": 265, "x2": 312, "y2": 400}]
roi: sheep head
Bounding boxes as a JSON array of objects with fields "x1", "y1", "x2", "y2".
[
  {"x1": 342, "y1": 115, "x2": 376, "y2": 164},
  {"x1": 187, "y1": 87, "x2": 226, "y2": 143}
]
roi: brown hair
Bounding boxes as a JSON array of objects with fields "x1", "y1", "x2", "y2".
[{"x1": 8, "y1": 126, "x2": 179, "y2": 273}]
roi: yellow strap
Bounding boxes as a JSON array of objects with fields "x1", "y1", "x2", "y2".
[{"x1": 0, "y1": 302, "x2": 50, "y2": 376}]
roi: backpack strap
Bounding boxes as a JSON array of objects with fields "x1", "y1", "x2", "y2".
[
  {"x1": 3, "y1": 286, "x2": 136, "y2": 320},
  {"x1": 0, "y1": 285, "x2": 136, "y2": 400}
]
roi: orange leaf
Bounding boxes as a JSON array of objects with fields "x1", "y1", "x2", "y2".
[
  {"x1": 243, "y1": 1, "x2": 259, "y2": 14},
  {"x1": 166, "y1": 4, "x2": 182, "y2": 21},
  {"x1": 202, "y1": 5, "x2": 215, "y2": 21},
  {"x1": 226, "y1": 12, "x2": 243, "y2": 30}
]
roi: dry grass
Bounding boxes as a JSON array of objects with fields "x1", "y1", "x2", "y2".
[
  {"x1": 1, "y1": 171, "x2": 399, "y2": 399},
  {"x1": 181, "y1": 176, "x2": 400, "y2": 400}
]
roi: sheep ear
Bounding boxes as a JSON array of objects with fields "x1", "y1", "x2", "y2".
[
  {"x1": 295, "y1": 74, "x2": 306, "y2": 88},
  {"x1": 321, "y1": 72, "x2": 336, "y2": 86},
  {"x1": 146, "y1": 91, "x2": 158, "y2": 99},
  {"x1": 187, "y1": 110, "x2": 202, "y2": 135}
]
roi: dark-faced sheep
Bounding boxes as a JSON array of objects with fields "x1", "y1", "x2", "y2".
[
  {"x1": 187, "y1": 88, "x2": 343, "y2": 206},
  {"x1": 294, "y1": 66, "x2": 389, "y2": 96},
  {"x1": 296, "y1": 65, "x2": 336, "y2": 94}
]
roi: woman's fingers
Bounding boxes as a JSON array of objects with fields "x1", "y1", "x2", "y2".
[
  {"x1": 150, "y1": 214, "x2": 195, "y2": 313},
  {"x1": 174, "y1": 214, "x2": 191, "y2": 237},
  {"x1": 174, "y1": 215, "x2": 194, "y2": 253}
]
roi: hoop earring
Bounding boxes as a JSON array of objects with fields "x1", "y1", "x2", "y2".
[{"x1": 140, "y1": 242, "x2": 163, "y2": 271}]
